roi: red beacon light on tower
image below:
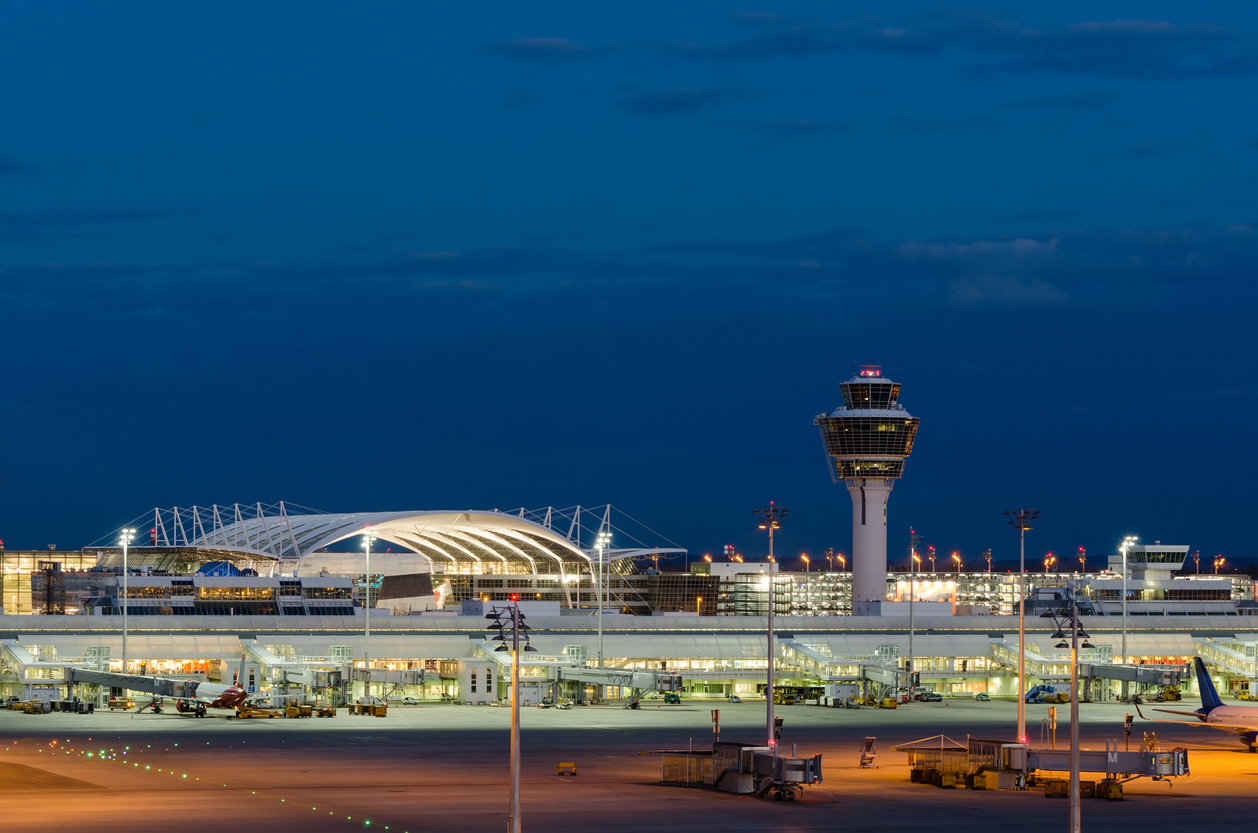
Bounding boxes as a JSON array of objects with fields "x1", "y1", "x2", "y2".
[{"x1": 858, "y1": 365, "x2": 883, "y2": 378}]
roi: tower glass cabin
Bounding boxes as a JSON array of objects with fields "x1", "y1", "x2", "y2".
[{"x1": 814, "y1": 367, "x2": 919, "y2": 613}]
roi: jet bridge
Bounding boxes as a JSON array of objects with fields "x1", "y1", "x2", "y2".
[
  {"x1": 65, "y1": 669, "x2": 199, "y2": 699},
  {"x1": 469, "y1": 640, "x2": 681, "y2": 694},
  {"x1": 2, "y1": 639, "x2": 109, "y2": 700},
  {"x1": 556, "y1": 666, "x2": 681, "y2": 692}
]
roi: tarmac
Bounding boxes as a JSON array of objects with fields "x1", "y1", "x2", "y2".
[{"x1": 2, "y1": 698, "x2": 1254, "y2": 832}]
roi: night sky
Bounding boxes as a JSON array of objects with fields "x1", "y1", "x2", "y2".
[{"x1": 2, "y1": 4, "x2": 1255, "y2": 569}]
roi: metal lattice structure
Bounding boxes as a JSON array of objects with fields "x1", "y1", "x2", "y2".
[{"x1": 97, "y1": 502, "x2": 685, "y2": 580}]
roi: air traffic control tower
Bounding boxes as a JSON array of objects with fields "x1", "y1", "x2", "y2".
[{"x1": 814, "y1": 367, "x2": 919, "y2": 615}]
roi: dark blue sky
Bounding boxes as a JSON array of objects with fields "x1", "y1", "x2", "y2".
[{"x1": 2, "y1": 3, "x2": 1256, "y2": 568}]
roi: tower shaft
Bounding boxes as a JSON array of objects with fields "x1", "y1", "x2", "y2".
[{"x1": 846, "y1": 479, "x2": 894, "y2": 603}]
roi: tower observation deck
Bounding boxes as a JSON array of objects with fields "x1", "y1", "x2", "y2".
[{"x1": 814, "y1": 367, "x2": 919, "y2": 613}]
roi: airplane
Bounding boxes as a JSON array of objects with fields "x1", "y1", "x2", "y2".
[
  {"x1": 130, "y1": 656, "x2": 250, "y2": 717},
  {"x1": 1135, "y1": 657, "x2": 1258, "y2": 753}
]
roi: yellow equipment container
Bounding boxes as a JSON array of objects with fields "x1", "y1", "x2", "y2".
[
  {"x1": 315, "y1": 706, "x2": 336, "y2": 718},
  {"x1": 877, "y1": 698, "x2": 898, "y2": 709},
  {"x1": 557, "y1": 762, "x2": 577, "y2": 776},
  {"x1": 1044, "y1": 780, "x2": 1069, "y2": 798},
  {"x1": 370, "y1": 704, "x2": 387, "y2": 717},
  {"x1": 1098, "y1": 780, "x2": 1123, "y2": 800}
]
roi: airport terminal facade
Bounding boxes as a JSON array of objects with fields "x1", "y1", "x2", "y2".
[{"x1": 2, "y1": 505, "x2": 1257, "y2": 705}]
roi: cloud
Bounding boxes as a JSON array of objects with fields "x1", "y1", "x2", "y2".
[
  {"x1": 964, "y1": 19, "x2": 1258, "y2": 79},
  {"x1": 671, "y1": 27, "x2": 838, "y2": 61},
  {"x1": 5, "y1": 222, "x2": 1255, "y2": 317},
  {"x1": 1002, "y1": 209, "x2": 1081, "y2": 223},
  {"x1": 1124, "y1": 139, "x2": 1203, "y2": 159},
  {"x1": 0, "y1": 208, "x2": 176, "y2": 243},
  {"x1": 718, "y1": 118, "x2": 838, "y2": 135},
  {"x1": 0, "y1": 151, "x2": 36, "y2": 175},
  {"x1": 623, "y1": 88, "x2": 731, "y2": 115},
  {"x1": 949, "y1": 274, "x2": 1070, "y2": 306},
  {"x1": 893, "y1": 115, "x2": 999, "y2": 131},
  {"x1": 490, "y1": 37, "x2": 595, "y2": 63},
  {"x1": 673, "y1": 13, "x2": 1258, "y2": 80},
  {"x1": 996, "y1": 92, "x2": 1120, "y2": 110}
]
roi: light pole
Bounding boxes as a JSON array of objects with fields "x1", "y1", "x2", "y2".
[
  {"x1": 696, "y1": 596, "x2": 703, "y2": 616},
  {"x1": 909, "y1": 528, "x2": 922, "y2": 686},
  {"x1": 362, "y1": 528, "x2": 377, "y2": 697},
  {"x1": 1053, "y1": 604, "x2": 1092, "y2": 833},
  {"x1": 801, "y1": 553, "x2": 809, "y2": 573},
  {"x1": 983, "y1": 548, "x2": 992, "y2": 573},
  {"x1": 824, "y1": 547, "x2": 834, "y2": 572},
  {"x1": 1119, "y1": 535, "x2": 1137, "y2": 698},
  {"x1": 510, "y1": 596, "x2": 521, "y2": 833},
  {"x1": 836, "y1": 553, "x2": 845, "y2": 572},
  {"x1": 952, "y1": 552, "x2": 962, "y2": 576},
  {"x1": 1078, "y1": 546, "x2": 1086, "y2": 574},
  {"x1": 486, "y1": 595, "x2": 535, "y2": 833},
  {"x1": 119, "y1": 528, "x2": 136, "y2": 673},
  {"x1": 928, "y1": 545, "x2": 936, "y2": 573},
  {"x1": 1215, "y1": 555, "x2": 1224, "y2": 574},
  {"x1": 755, "y1": 502, "x2": 788, "y2": 750},
  {"x1": 1005, "y1": 508, "x2": 1040, "y2": 744},
  {"x1": 596, "y1": 530, "x2": 611, "y2": 669}
]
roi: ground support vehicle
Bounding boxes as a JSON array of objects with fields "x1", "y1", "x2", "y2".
[{"x1": 175, "y1": 700, "x2": 208, "y2": 717}]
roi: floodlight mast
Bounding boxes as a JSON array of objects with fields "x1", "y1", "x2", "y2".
[
  {"x1": 754, "y1": 502, "x2": 788, "y2": 750},
  {"x1": 1119, "y1": 535, "x2": 1138, "y2": 698},
  {"x1": 118, "y1": 528, "x2": 136, "y2": 672},
  {"x1": 908, "y1": 528, "x2": 923, "y2": 683},
  {"x1": 363, "y1": 528, "x2": 378, "y2": 695},
  {"x1": 1050, "y1": 604, "x2": 1092, "y2": 833},
  {"x1": 510, "y1": 594, "x2": 521, "y2": 833},
  {"x1": 595, "y1": 530, "x2": 612, "y2": 670},
  {"x1": 1005, "y1": 508, "x2": 1040, "y2": 744}
]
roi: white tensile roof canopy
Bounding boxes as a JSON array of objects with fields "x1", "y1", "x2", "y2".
[{"x1": 105, "y1": 502, "x2": 684, "y2": 577}]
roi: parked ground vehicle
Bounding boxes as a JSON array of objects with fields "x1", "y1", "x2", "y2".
[
  {"x1": 728, "y1": 695, "x2": 742, "y2": 704},
  {"x1": 974, "y1": 692, "x2": 991, "y2": 702},
  {"x1": 663, "y1": 692, "x2": 681, "y2": 704},
  {"x1": 923, "y1": 692, "x2": 943, "y2": 702},
  {"x1": 402, "y1": 697, "x2": 419, "y2": 705}
]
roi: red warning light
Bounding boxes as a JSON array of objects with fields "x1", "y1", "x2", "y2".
[{"x1": 509, "y1": 593, "x2": 519, "y2": 602}]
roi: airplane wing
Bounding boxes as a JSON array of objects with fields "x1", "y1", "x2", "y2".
[
  {"x1": 1135, "y1": 704, "x2": 1202, "y2": 725},
  {"x1": 1136, "y1": 704, "x2": 1252, "y2": 732},
  {"x1": 1153, "y1": 708, "x2": 1207, "y2": 718}
]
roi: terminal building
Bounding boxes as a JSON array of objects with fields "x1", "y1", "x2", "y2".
[{"x1": 1, "y1": 505, "x2": 1255, "y2": 706}]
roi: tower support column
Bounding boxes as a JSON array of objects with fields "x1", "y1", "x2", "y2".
[{"x1": 846, "y1": 478, "x2": 893, "y2": 608}]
